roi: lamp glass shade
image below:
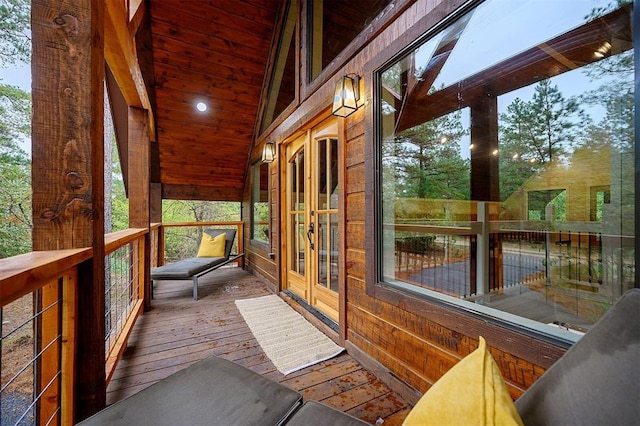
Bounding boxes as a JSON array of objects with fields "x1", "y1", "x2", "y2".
[
  {"x1": 262, "y1": 142, "x2": 276, "y2": 163},
  {"x1": 332, "y1": 75, "x2": 359, "y2": 117}
]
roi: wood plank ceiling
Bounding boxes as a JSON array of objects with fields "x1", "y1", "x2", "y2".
[{"x1": 148, "y1": 0, "x2": 280, "y2": 201}]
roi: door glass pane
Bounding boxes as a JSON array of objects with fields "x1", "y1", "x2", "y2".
[
  {"x1": 329, "y1": 138, "x2": 338, "y2": 209},
  {"x1": 318, "y1": 212, "x2": 327, "y2": 287},
  {"x1": 329, "y1": 214, "x2": 338, "y2": 291},
  {"x1": 318, "y1": 138, "x2": 327, "y2": 209},
  {"x1": 290, "y1": 157, "x2": 297, "y2": 208},
  {"x1": 291, "y1": 213, "x2": 306, "y2": 275},
  {"x1": 297, "y1": 151, "x2": 305, "y2": 210}
]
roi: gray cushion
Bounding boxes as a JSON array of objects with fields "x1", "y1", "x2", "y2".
[
  {"x1": 79, "y1": 355, "x2": 302, "y2": 426},
  {"x1": 515, "y1": 288, "x2": 640, "y2": 426},
  {"x1": 150, "y1": 228, "x2": 237, "y2": 279},
  {"x1": 150, "y1": 257, "x2": 226, "y2": 279},
  {"x1": 284, "y1": 401, "x2": 369, "y2": 425}
]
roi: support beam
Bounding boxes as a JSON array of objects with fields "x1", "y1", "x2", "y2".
[
  {"x1": 31, "y1": 0, "x2": 106, "y2": 421},
  {"x1": 469, "y1": 93, "x2": 502, "y2": 293},
  {"x1": 128, "y1": 107, "x2": 151, "y2": 309}
]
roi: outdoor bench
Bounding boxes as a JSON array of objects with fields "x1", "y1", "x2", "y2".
[{"x1": 150, "y1": 228, "x2": 244, "y2": 300}]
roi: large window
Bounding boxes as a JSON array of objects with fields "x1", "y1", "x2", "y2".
[
  {"x1": 251, "y1": 162, "x2": 270, "y2": 244},
  {"x1": 308, "y1": 0, "x2": 391, "y2": 81},
  {"x1": 376, "y1": 0, "x2": 634, "y2": 340},
  {"x1": 261, "y1": 0, "x2": 297, "y2": 134}
]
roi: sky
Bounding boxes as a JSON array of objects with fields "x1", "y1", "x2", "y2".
[
  {"x1": 1, "y1": 63, "x2": 31, "y2": 153},
  {"x1": 0, "y1": 63, "x2": 30, "y2": 90}
]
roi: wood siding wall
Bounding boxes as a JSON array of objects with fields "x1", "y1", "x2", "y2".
[{"x1": 242, "y1": 0, "x2": 568, "y2": 402}]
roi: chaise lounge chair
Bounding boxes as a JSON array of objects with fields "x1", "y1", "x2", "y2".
[{"x1": 150, "y1": 228, "x2": 244, "y2": 300}]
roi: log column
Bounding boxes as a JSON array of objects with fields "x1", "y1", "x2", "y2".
[
  {"x1": 469, "y1": 93, "x2": 502, "y2": 294},
  {"x1": 128, "y1": 107, "x2": 152, "y2": 309},
  {"x1": 31, "y1": 0, "x2": 105, "y2": 421}
]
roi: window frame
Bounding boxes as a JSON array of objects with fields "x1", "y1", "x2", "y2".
[
  {"x1": 250, "y1": 161, "x2": 270, "y2": 246},
  {"x1": 364, "y1": 0, "x2": 637, "y2": 348}
]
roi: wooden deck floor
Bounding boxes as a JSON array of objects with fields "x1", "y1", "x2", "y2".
[{"x1": 107, "y1": 267, "x2": 412, "y2": 425}]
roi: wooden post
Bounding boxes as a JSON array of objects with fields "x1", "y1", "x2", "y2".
[
  {"x1": 31, "y1": 0, "x2": 106, "y2": 421},
  {"x1": 470, "y1": 94, "x2": 503, "y2": 293},
  {"x1": 128, "y1": 107, "x2": 151, "y2": 309}
]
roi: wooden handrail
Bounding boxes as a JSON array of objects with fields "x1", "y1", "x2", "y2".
[
  {"x1": 105, "y1": 227, "x2": 147, "y2": 255},
  {"x1": 160, "y1": 220, "x2": 243, "y2": 227},
  {"x1": 0, "y1": 248, "x2": 91, "y2": 306},
  {"x1": 0, "y1": 221, "x2": 244, "y2": 424}
]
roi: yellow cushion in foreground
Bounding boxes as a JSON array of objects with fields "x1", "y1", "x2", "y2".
[
  {"x1": 403, "y1": 337, "x2": 523, "y2": 426},
  {"x1": 196, "y1": 233, "x2": 226, "y2": 257}
]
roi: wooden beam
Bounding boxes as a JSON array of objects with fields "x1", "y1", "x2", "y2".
[
  {"x1": 104, "y1": 0, "x2": 156, "y2": 140},
  {"x1": 128, "y1": 106, "x2": 152, "y2": 309},
  {"x1": 32, "y1": 0, "x2": 106, "y2": 420},
  {"x1": 128, "y1": 107, "x2": 150, "y2": 228},
  {"x1": 161, "y1": 183, "x2": 243, "y2": 202}
]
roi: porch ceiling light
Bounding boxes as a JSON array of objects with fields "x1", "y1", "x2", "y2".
[
  {"x1": 332, "y1": 74, "x2": 360, "y2": 118},
  {"x1": 262, "y1": 141, "x2": 276, "y2": 163}
]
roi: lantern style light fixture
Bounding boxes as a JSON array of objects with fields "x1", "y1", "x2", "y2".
[
  {"x1": 262, "y1": 141, "x2": 276, "y2": 163},
  {"x1": 332, "y1": 74, "x2": 360, "y2": 117}
]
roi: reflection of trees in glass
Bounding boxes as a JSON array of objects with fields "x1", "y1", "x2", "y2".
[
  {"x1": 527, "y1": 189, "x2": 566, "y2": 221},
  {"x1": 499, "y1": 80, "x2": 587, "y2": 201},
  {"x1": 393, "y1": 110, "x2": 469, "y2": 200}
]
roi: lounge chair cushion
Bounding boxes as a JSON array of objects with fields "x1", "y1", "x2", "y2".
[
  {"x1": 150, "y1": 257, "x2": 227, "y2": 280},
  {"x1": 78, "y1": 356, "x2": 303, "y2": 426},
  {"x1": 196, "y1": 232, "x2": 226, "y2": 257},
  {"x1": 515, "y1": 288, "x2": 640, "y2": 425}
]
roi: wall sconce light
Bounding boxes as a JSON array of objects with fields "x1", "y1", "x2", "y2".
[
  {"x1": 332, "y1": 74, "x2": 360, "y2": 117},
  {"x1": 262, "y1": 141, "x2": 276, "y2": 163}
]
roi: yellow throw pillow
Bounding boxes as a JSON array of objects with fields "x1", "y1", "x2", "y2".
[
  {"x1": 196, "y1": 233, "x2": 226, "y2": 257},
  {"x1": 403, "y1": 337, "x2": 524, "y2": 426}
]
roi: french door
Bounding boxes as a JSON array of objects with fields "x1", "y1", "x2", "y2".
[{"x1": 285, "y1": 119, "x2": 340, "y2": 322}]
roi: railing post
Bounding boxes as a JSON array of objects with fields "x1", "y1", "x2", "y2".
[
  {"x1": 61, "y1": 269, "x2": 78, "y2": 426},
  {"x1": 159, "y1": 225, "x2": 166, "y2": 266},
  {"x1": 477, "y1": 202, "x2": 490, "y2": 295}
]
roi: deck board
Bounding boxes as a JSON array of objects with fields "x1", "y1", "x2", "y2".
[{"x1": 107, "y1": 267, "x2": 411, "y2": 424}]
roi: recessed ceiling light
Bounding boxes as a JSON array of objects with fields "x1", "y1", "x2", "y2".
[{"x1": 196, "y1": 102, "x2": 207, "y2": 112}]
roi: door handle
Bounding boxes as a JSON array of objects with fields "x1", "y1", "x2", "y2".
[{"x1": 307, "y1": 222, "x2": 315, "y2": 250}]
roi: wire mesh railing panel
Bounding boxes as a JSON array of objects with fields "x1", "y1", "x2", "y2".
[
  {"x1": 104, "y1": 240, "x2": 140, "y2": 357},
  {"x1": 1, "y1": 288, "x2": 62, "y2": 426}
]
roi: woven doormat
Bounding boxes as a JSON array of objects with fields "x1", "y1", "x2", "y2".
[{"x1": 235, "y1": 295, "x2": 343, "y2": 375}]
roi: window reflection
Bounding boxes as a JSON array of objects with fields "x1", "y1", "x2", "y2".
[
  {"x1": 252, "y1": 163, "x2": 270, "y2": 243},
  {"x1": 309, "y1": 0, "x2": 391, "y2": 81},
  {"x1": 378, "y1": 0, "x2": 634, "y2": 335}
]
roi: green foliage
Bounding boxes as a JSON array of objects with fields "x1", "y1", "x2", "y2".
[
  {"x1": 498, "y1": 80, "x2": 589, "y2": 201},
  {"x1": 0, "y1": 0, "x2": 30, "y2": 67},
  {"x1": 0, "y1": 83, "x2": 31, "y2": 258},
  {"x1": 110, "y1": 142, "x2": 129, "y2": 232},
  {"x1": 162, "y1": 200, "x2": 241, "y2": 261},
  {"x1": 391, "y1": 109, "x2": 470, "y2": 200}
]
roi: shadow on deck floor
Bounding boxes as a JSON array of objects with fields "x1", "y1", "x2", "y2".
[{"x1": 107, "y1": 267, "x2": 412, "y2": 425}]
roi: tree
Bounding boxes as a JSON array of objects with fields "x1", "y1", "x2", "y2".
[
  {"x1": 0, "y1": 0, "x2": 30, "y2": 66},
  {"x1": 395, "y1": 109, "x2": 469, "y2": 200},
  {"x1": 0, "y1": 83, "x2": 31, "y2": 257},
  {"x1": 161, "y1": 200, "x2": 241, "y2": 261},
  {"x1": 0, "y1": 0, "x2": 31, "y2": 257},
  {"x1": 499, "y1": 80, "x2": 587, "y2": 202}
]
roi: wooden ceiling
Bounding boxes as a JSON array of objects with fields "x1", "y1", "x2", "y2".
[{"x1": 146, "y1": 0, "x2": 281, "y2": 201}]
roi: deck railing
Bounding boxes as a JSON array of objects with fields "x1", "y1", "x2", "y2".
[{"x1": 0, "y1": 221, "x2": 241, "y2": 425}]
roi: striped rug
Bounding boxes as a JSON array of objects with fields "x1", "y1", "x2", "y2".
[{"x1": 235, "y1": 294, "x2": 343, "y2": 375}]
